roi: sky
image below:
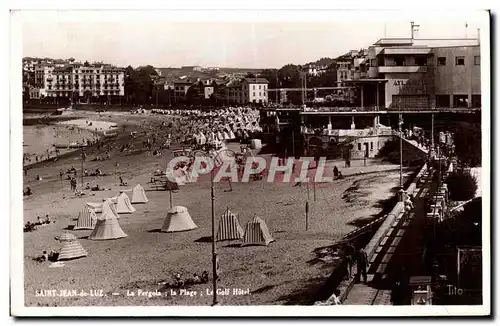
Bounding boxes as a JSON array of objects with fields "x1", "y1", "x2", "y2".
[{"x1": 20, "y1": 12, "x2": 485, "y2": 69}]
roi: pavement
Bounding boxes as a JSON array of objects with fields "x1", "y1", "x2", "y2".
[{"x1": 341, "y1": 165, "x2": 432, "y2": 305}]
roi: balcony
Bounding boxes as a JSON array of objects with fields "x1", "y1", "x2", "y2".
[
  {"x1": 301, "y1": 126, "x2": 394, "y2": 137},
  {"x1": 378, "y1": 66, "x2": 427, "y2": 73},
  {"x1": 383, "y1": 47, "x2": 431, "y2": 55}
]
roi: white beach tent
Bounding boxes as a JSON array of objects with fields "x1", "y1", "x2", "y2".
[
  {"x1": 115, "y1": 192, "x2": 136, "y2": 214},
  {"x1": 89, "y1": 199, "x2": 128, "y2": 240},
  {"x1": 161, "y1": 206, "x2": 198, "y2": 233},
  {"x1": 131, "y1": 184, "x2": 148, "y2": 204},
  {"x1": 73, "y1": 204, "x2": 97, "y2": 230},
  {"x1": 199, "y1": 132, "x2": 207, "y2": 145},
  {"x1": 86, "y1": 201, "x2": 103, "y2": 213}
]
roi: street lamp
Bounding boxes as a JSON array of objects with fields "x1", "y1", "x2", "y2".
[{"x1": 192, "y1": 147, "x2": 236, "y2": 306}]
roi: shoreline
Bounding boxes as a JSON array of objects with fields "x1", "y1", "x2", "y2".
[{"x1": 23, "y1": 118, "x2": 120, "y2": 169}]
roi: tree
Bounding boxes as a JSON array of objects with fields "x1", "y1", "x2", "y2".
[
  {"x1": 124, "y1": 65, "x2": 156, "y2": 104},
  {"x1": 278, "y1": 64, "x2": 301, "y2": 88},
  {"x1": 260, "y1": 69, "x2": 279, "y2": 89},
  {"x1": 245, "y1": 72, "x2": 256, "y2": 78},
  {"x1": 450, "y1": 122, "x2": 481, "y2": 167},
  {"x1": 447, "y1": 171, "x2": 478, "y2": 201}
]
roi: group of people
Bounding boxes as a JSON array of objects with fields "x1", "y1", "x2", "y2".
[
  {"x1": 343, "y1": 244, "x2": 369, "y2": 284},
  {"x1": 24, "y1": 215, "x2": 52, "y2": 232},
  {"x1": 167, "y1": 271, "x2": 210, "y2": 289}
]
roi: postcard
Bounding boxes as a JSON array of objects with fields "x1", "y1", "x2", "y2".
[{"x1": 10, "y1": 8, "x2": 491, "y2": 317}]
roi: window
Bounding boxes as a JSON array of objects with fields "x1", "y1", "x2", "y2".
[
  {"x1": 394, "y1": 57, "x2": 406, "y2": 66},
  {"x1": 370, "y1": 142, "x2": 373, "y2": 150},
  {"x1": 472, "y1": 95, "x2": 481, "y2": 108},
  {"x1": 358, "y1": 143, "x2": 361, "y2": 151},
  {"x1": 453, "y1": 95, "x2": 469, "y2": 108},
  {"x1": 259, "y1": 85, "x2": 261, "y2": 90},
  {"x1": 455, "y1": 56, "x2": 465, "y2": 66},
  {"x1": 436, "y1": 95, "x2": 450, "y2": 108},
  {"x1": 253, "y1": 92, "x2": 255, "y2": 96},
  {"x1": 415, "y1": 57, "x2": 427, "y2": 66},
  {"x1": 474, "y1": 56, "x2": 480, "y2": 65},
  {"x1": 436, "y1": 57, "x2": 447, "y2": 65},
  {"x1": 253, "y1": 85, "x2": 255, "y2": 90}
]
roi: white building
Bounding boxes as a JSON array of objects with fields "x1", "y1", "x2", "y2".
[
  {"x1": 226, "y1": 78, "x2": 269, "y2": 104},
  {"x1": 34, "y1": 62, "x2": 125, "y2": 101}
]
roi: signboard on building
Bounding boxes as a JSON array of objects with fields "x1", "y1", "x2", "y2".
[
  {"x1": 385, "y1": 73, "x2": 429, "y2": 109},
  {"x1": 392, "y1": 79, "x2": 428, "y2": 95}
]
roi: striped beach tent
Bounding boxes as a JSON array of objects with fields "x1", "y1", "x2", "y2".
[
  {"x1": 241, "y1": 216, "x2": 275, "y2": 247},
  {"x1": 56, "y1": 232, "x2": 88, "y2": 261},
  {"x1": 89, "y1": 199, "x2": 128, "y2": 240},
  {"x1": 74, "y1": 204, "x2": 97, "y2": 230},
  {"x1": 161, "y1": 206, "x2": 197, "y2": 233},
  {"x1": 216, "y1": 209, "x2": 244, "y2": 242}
]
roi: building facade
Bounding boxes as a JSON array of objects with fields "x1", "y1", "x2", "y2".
[
  {"x1": 226, "y1": 78, "x2": 269, "y2": 104},
  {"x1": 31, "y1": 61, "x2": 125, "y2": 101},
  {"x1": 367, "y1": 38, "x2": 481, "y2": 110}
]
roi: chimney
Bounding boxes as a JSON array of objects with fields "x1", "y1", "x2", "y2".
[{"x1": 477, "y1": 28, "x2": 480, "y2": 45}]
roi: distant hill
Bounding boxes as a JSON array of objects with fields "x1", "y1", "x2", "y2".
[
  {"x1": 305, "y1": 57, "x2": 336, "y2": 68},
  {"x1": 156, "y1": 67, "x2": 264, "y2": 80}
]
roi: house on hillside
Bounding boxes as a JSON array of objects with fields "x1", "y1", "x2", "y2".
[
  {"x1": 226, "y1": 77, "x2": 269, "y2": 105},
  {"x1": 186, "y1": 79, "x2": 216, "y2": 104},
  {"x1": 173, "y1": 79, "x2": 194, "y2": 102}
]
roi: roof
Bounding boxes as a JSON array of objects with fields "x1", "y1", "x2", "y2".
[
  {"x1": 374, "y1": 38, "x2": 414, "y2": 46},
  {"x1": 342, "y1": 78, "x2": 388, "y2": 83},
  {"x1": 242, "y1": 77, "x2": 269, "y2": 84},
  {"x1": 173, "y1": 79, "x2": 194, "y2": 84}
]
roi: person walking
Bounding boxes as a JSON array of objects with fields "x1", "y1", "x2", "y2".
[
  {"x1": 356, "y1": 247, "x2": 368, "y2": 283},
  {"x1": 344, "y1": 242, "x2": 356, "y2": 279}
]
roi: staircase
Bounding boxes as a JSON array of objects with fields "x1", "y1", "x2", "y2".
[{"x1": 398, "y1": 136, "x2": 429, "y2": 155}]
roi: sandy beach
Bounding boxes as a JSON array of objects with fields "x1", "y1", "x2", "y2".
[
  {"x1": 58, "y1": 118, "x2": 118, "y2": 134},
  {"x1": 22, "y1": 111, "x2": 414, "y2": 306}
]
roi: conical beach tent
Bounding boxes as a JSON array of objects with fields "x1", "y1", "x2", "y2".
[
  {"x1": 161, "y1": 206, "x2": 198, "y2": 233},
  {"x1": 102, "y1": 198, "x2": 120, "y2": 219},
  {"x1": 131, "y1": 184, "x2": 148, "y2": 204},
  {"x1": 115, "y1": 192, "x2": 136, "y2": 214},
  {"x1": 86, "y1": 201, "x2": 103, "y2": 213},
  {"x1": 216, "y1": 209, "x2": 244, "y2": 241},
  {"x1": 57, "y1": 232, "x2": 88, "y2": 261},
  {"x1": 241, "y1": 216, "x2": 275, "y2": 246},
  {"x1": 74, "y1": 204, "x2": 97, "y2": 230},
  {"x1": 89, "y1": 199, "x2": 128, "y2": 240}
]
